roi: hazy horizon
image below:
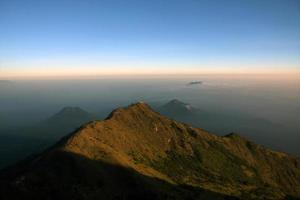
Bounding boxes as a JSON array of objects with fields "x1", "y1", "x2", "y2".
[{"x1": 1, "y1": 75, "x2": 299, "y2": 155}]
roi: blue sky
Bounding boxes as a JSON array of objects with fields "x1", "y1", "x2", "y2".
[{"x1": 0, "y1": 0, "x2": 300, "y2": 77}]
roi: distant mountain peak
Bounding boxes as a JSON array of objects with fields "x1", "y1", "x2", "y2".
[
  {"x1": 45, "y1": 106, "x2": 94, "y2": 125},
  {"x1": 58, "y1": 106, "x2": 87, "y2": 114},
  {"x1": 168, "y1": 99, "x2": 187, "y2": 105},
  {"x1": 162, "y1": 99, "x2": 195, "y2": 112},
  {"x1": 50, "y1": 106, "x2": 92, "y2": 119}
]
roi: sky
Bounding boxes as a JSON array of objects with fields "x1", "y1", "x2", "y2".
[{"x1": 0, "y1": 0, "x2": 300, "y2": 78}]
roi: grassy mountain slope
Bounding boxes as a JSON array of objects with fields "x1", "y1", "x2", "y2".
[
  {"x1": 156, "y1": 99, "x2": 295, "y2": 155},
  {"x1": 1, "y1": 103, "x2": 299, "y2": 200}
]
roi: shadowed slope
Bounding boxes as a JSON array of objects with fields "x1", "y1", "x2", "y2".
[
  {"x1": 0, "y1": 150, "x2": 238, "y2": 200},
  {"x1": 1, "y1": 102, "x2": 300, "y2": 200}
]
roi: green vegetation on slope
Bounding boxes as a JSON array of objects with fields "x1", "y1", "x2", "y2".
[{"x1": 0, "y1": 102, "x2": 299, "y2": 200}]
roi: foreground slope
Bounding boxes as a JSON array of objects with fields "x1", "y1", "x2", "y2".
[{"x1": 1, "y1": 102, "x2": 299, "y2": 200}]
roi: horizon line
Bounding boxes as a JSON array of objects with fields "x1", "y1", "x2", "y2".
[{"x1": 1, "y1": 71, "x2": 300, "y2": 80}]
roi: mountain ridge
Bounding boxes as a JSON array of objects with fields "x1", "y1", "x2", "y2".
[
  {"x1": 155, "y1": 99, "x2": 298, "y2": 155},
  {"x1": 1, "y1": 102, "x2": 299, "y2": 200}
]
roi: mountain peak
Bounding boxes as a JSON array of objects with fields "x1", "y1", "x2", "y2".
[
  {"x1": 52, "y1": 106, "x2": 92, "y2": 119},
  {"x1": 46, "y1": 106, "x2": 93, "y2": 125},
  {"x1": 162, "y1": 99, "x2": 194, "y2": 112},
  {"x1": 129, "y1": 101, "x2": 149, "y2": 108},
  {"x1": 58, "y1": 106, "x2": 87, "y2": 114},
  {"x1": 106, "y1": 102, "x2": 156, "y2": 120},
  {"x1": 168, "y1": 99, "x2": 187, "y2": 105}
]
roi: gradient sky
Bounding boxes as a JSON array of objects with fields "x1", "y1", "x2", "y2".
[{"x1": 0, "y1": 0, "x2": 300, "y2": 78}]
